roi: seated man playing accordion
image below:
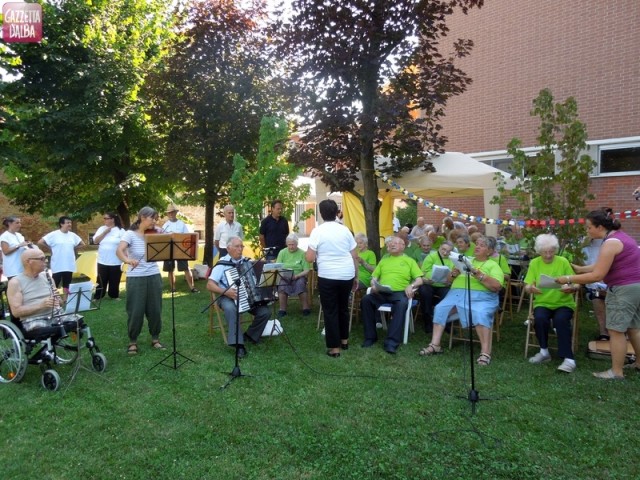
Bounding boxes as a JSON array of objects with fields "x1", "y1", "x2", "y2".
[
  {"x1": 207, "y1": 236, "x2": 270, "y2": 358},
  {"x1": 6, "y1": 248, "x2": 74, "y2": 332}
]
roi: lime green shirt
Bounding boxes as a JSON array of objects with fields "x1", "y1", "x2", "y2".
[
  {"x1": 421, "y1": 250, "x2": 454, "y2": 287},
  {"x1": 524, "y1": 256, "x2": 576, "y2": 310},
  {"x1": 358, "y1": 249, "x2": 377, "y2": 287},
  {"x1": 372, "y1": 254, "x2": 422, "y2": 292},
  {"x1": 490, "y1": 254, "x2": 511, "y2": 276},
  {"x1": 451, "y1": 258, "x2": 505, "y2": 292},
  {"x1": 275, "y1": 248, "x2": 310, "y2": 276}
]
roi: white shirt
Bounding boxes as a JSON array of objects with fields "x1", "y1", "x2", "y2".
[
  {"x1": 214, "y1": 221, "x2": 244, "y2": 248},
  {"x1": 94, "y1": 226, "x2": 124, "y2": 266},
  {"x1": 308, "y1": 221, "x2": 356, "y2": 280},
  {"x1": 42, "y1": 230, "x2": 82, "y2": 273},
  {"x1": 121, "y1": 230, "x2": 160, "y2": 277},
  {"x1": 162, "y1": 219, "x2": 190, "y2": 234},
  {"x1": 0, "y1": 230, "x2": 27, "y2": 277}
]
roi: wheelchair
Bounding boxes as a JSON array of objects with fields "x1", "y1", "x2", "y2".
[{"x1": 0, "y1": 314, "x2": 107, "y2": 392}]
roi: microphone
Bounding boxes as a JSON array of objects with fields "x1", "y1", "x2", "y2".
[{"x1": 458, "y1": 254, "x2": 474, "y2": 271}]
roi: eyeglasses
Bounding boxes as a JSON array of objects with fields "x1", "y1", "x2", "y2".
[
  {"x1": 103, "y1": 217, "x2": 113, "y2": 220},
  {"x1": 29, "y1": 257, "x2": 47, "y2": 262}
]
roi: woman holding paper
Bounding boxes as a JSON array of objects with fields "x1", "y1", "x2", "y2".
[
  {"x1": 524, "y1": 234, "x2": 578, "y2": 373},
  {"x1": 557, "y1": 209, "x2": 640, "y2": 380},
  {"x1": 418, "y1": 241, "x2": 454, "y2": 333}
]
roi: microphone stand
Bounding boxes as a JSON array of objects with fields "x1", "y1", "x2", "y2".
[{"x1": 462, "y1": 260, "x2": 480, "y2": 412}]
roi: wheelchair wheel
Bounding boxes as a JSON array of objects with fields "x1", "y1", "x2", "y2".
[
  {"x1": 41, "y1": 369, "x2": 61, "y2": 391},
  {"x1": 54, "y1": 336, "x2": 80, "y2": 365},
  {"x1": 0, "y1": 321, "x2": 27, "y2": 384},
  {"x1": 91, "y1": 353, "x2": 107, "y2": 373}
]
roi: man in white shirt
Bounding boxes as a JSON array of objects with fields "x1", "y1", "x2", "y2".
[
  {"x1": 162, "y1": 204, "x2": 198, "y2": 293},
  {"x1": 214, "y1": 204, "x2": 244, "y2": 258}
]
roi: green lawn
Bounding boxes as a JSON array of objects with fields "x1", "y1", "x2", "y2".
[{"x1": 1, "y1": 278, "x2": 637, "y2": 480}]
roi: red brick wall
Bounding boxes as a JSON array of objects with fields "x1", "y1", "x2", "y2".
[{"x1": 440, "y1": 0, "x2": 640, "y2": 153}]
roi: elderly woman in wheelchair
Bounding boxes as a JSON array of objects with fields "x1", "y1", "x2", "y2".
[{"x1": 0, "y1": 248, "x2": 106, "y2": 391}]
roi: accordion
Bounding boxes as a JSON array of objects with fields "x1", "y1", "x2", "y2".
[{"x1": 222, "y1": 259, "x2": 275, "y2": 313}]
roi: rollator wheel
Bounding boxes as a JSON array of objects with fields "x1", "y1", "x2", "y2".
[
  {"x1": 0, "y1": 321, "x2": 27, "y2": 383},
  {"x1": 41, "y1": 369, "x2": 61, "y2": 391},
  {"x1": 54, "y1": 335, "x2": 80, "y2": 364},
  {"x1": 91, "y1": 353, "x2": 107, "y2": 373}
]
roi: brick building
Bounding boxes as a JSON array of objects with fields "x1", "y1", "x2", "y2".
[{"x1": 417, "y1": 0, "x2": 640, "y2": 240}]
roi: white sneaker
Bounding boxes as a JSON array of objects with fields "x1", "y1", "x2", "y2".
[
  {"x1": 376, "y1": 322, "x2": 383, "y2": 329},
  {"x1": 529, "y1": 352, "x2": 551, "y2": 364},
  {"x1": 557, "y1": 359, "x2": 576, "y2": 373}
]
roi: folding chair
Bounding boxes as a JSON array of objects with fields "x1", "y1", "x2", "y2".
[
  {"x1": 207, "y1": 292, "x2": 250, "y2": 344},
  {"x1": 316, "y1": 289, "x2": 362, "y2": 333},
  {"x1": 447, "y1": 307, "x2": 500, "y2": 350},
  {"x1": 524, "y1": 288, "x2": 581, "y2": 358}
]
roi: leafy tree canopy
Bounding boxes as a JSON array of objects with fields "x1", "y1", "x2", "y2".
[
  {"x1": 0, "y1": 0, "x2": 180, "y2": 226},
  {"x1": 230, "y1": 116, "x2": 312, "y2": 253},
  {"x1": 275, "y1": 0, "x2": 482, "y2": 253},
  {"x1": 147, "y1": 0, "x2": 283, "y2": 265}
]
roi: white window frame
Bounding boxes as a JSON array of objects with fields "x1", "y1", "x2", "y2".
[{"x1": 595, "y1": 140, "x2": 640, "y2": 177}]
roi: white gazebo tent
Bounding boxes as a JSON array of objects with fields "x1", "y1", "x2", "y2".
[{"x1": 315, "y1": 152, "x2": 518, "y2": 236}]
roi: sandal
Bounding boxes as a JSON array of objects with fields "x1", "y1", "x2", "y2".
[
  {"x1": 151, "y1": 340, "x2": 166, "y2": 350},
  {"x1": 419, "y1": 343, "x2": 443, "y2": 356},
  {"x1": 477, "y1": 353, "x2": 492, "y2": 366},
  {"x1": 596, "y1": 334, "x2": 610, "y2": 341},
  {"x1": 127, "y1": 343, "x2": 138, "y2": 355},
  {"x1": 592, "y1": 369, "x2": 624, "y2": 380},
  {"x1": 623, "y1": 363, "x2": 640, "y2": 371}
]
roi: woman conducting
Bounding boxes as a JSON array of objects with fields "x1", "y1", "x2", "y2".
[
  {"x1": 556, "y1": 209, "x2": 640, "y2": 379},
  {"x1": 524, "y1": 234, "x2": 579, "y2": 373},
  {"x1": 306, "y1": 199, "x2": 358, "y2": 357},
  {"x1": 116, "y1": 206, "x2": 165, "y2": 355}
]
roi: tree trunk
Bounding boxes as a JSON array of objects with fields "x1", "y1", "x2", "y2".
[
  {"x1": 360, "y1": 74, "x2": 381, "y2": 259},
  {"x1": 117, "y1": 201, "x2": 131, "y2": 229},
  {"x1": 203, "y1": 190, "x2": 217, "y2": 267}
]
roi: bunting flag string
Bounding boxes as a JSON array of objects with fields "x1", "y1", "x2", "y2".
[{"x1": 375, "y1": 170, "x2": 640, "y2": 228}]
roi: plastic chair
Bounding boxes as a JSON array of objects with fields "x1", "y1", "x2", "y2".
[
  {"x1": 368, "y1": 287, "x2": 418, "y2": 345},
  {"x1": 524, "y1": 288, "x2": 581, "y2": 358}
]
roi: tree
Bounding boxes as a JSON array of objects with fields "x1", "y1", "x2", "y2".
[
  {"x1": 494, "y1": 88, "x2": 596, "y2": 259},
  {"x1": 0, "y1": 0, "x2": 179, "y2": 226},
  {"x1": 275, "y1": 0, "x2": 482, "y2": 256},
  {"x1": 147, "y1": 0, "x2": 280, "y2": 265},
  {"x1": 230, "y1": 116, "x2": 312, "y2": 253}
]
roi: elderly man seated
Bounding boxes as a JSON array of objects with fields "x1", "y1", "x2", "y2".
[
  {"x1": 360, "y1": 236, "x2": 424, "y2": 354},
  {"x1": 7, "y1": 248, "x2": 62, "y2": 331},
  {"x1": 207, "y1": 236, "x2": 270, "y2": 358},
  {"x1": 419, "y1": 236, "x2": 504, "y2": 365},
  {"x1": 275, "y1": 233, "x2": 311, "y2": 317}
]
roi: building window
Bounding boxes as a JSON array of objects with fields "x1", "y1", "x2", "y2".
[{"x1": 599, "y1": 144, "x2": 640, "y2": 175}]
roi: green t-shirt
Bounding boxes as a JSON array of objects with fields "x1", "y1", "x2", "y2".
[
  {"x1": 372, "y1": 254, "x2": 422, "y2": 292},
  {"x1": 421, "y1": 250, "x2": 454, "y2": 287},
  {"x1": 490, "y1": 254, "x2": 511, "y2": 276},
  {"x1": 358, "y1": 249, "x2": 377, "y2": 287},
  {"x1": 451, "y1": 258, "x2": 505, "y2": 292},
  {"x1": 275, "y1": 248, "x2": 310, "y2": 276},
  {"x1": 404, "y1": 242, "x2": 423, "y2": 264},
  {"x1": 524, "y1": 256, "x2": 576, "y2": 310}
]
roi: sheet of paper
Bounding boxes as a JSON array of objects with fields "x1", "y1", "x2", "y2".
[
  {"x1": 431, "y1": 265, "x2": 451, "y2": 283},
  {"x1": 451, "y1": 255, "x2": 473, "y2": 274},
  {"x1": 372, "y1": 278, "x2": 393, "y2": 293},
  {"x1": 539, "y1": 274, "x2": 561, "y2": 289}
]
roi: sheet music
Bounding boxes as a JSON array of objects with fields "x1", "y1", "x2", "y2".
[
  {"x1": 451, "y1": 255, "x2": 474, "y2": 274},
  {"x1": 64, "y1": 281, "x2": 95, "y2": 314},
  {"x1": 431, "y1": 265, "x2": 451, "y2": 283},
  {"x1": 538, "y1": 274, "x2": 561, "y2": 289}
]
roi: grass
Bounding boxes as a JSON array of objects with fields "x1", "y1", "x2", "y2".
[{"x1": 1, "y1": 277, "x2": 638, "y2": 480}]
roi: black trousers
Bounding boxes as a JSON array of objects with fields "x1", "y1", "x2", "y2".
[
  {"x1": 318, "y1": 276, "x2": 353, "y2": 349},
  {"x1": 95, "y1": 263, "x2": 123, "y2": 299}
]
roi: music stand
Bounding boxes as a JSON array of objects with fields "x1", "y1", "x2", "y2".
[
  {"x1": 60, "y1": 282, "x2": 105, "y2": 391},
  {"x1": 260, "y1": 267, "x2": 293, "y2": 337},
  {"x1": 146, "y1": 233, "x2": 197, "y2": 370}
]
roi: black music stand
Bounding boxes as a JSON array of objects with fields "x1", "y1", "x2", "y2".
[
  {"x1": 147, "y1": 233, "x2": 196, "y2": 370},
  {"x1": 59, "y1": 282, "x2": 105, "y2": 390},
  {"x1": 260, "y1": 266, "x2": 293, "y2": 337}
]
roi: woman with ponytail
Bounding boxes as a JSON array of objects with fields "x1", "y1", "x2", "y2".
[
  {"x1": 556, "y1": 209, "x2": 640, "y2": 379},
  {"x1": 116, "y1": 206, "x2": 165, "y2": 355}
]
